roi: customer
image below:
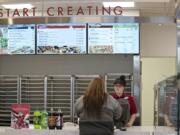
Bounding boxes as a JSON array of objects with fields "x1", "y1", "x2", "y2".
[
  {"x1": 75, "y1": 77, "x2": 122, "y2": 135},
  {"x1": 112, "y1": 75, "x2": 137, "y2": 127},
  {"x1": 164, "y1": 91, "x2": 177, "y2": 127},
  {"x1": 164, "y1": 75, "x2": 180, "y2": 127}
]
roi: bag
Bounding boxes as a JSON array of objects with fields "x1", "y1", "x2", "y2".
[{"x1": 11, "y1": 104, "x2": 30, "y2": 129}]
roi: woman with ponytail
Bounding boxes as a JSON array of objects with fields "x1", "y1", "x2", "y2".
[{"x1": 75, "y1": 77, "x2": 122, "y2": 135}]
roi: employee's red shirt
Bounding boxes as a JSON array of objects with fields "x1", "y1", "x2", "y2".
[{"x1": 112, "y1": 93, "x2": 137, "y2": 115}]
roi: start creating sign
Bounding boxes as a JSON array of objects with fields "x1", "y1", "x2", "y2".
[{"x1": 0, "y1": 6, "x2": 123, "y2": 18}]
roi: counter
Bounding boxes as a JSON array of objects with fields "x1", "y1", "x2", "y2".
[{"x1": 0, "y1": 126, "x2": 177, "y2": 135}]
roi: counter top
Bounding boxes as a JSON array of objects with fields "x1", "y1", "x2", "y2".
[{"x1": 0, "y1": 126, "x2": 177, "y2": 135}]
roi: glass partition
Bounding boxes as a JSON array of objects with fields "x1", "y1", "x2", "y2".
[{"x1": 154, "y1": 74, "x2": 180, "y2": 135}]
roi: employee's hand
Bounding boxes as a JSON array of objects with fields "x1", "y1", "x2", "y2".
[
  {"x1": 126, "y1": 114, "x2": 136, "y2": 127},
  {"x1": 126, "y1": 122, "x2": 132, "y2": 127}
]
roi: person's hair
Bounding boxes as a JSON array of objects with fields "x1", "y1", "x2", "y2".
[
  {"x1": 113, "y1": 75, "x2": 126, "y2": 87},
  {"x1": 83, "y1": 78, "x2": 107, "y2": 118}
]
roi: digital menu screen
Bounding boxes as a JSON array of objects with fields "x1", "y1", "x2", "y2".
[
  {"x1": 0, "y1": 25, "x2": 35, "y2": 54},
  {"x1": 88, "y1": 23, "x2": 139, "y2": 54},
  {"x1": 37, "y1": 24, "x2": 87, "y2": 54}
]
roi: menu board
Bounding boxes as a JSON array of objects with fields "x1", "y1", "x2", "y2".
[
  {"x1": 88, "y1": 23, "x2": 139, "y2": 54},
  {"x1": 0, "y1": 25, "x2": 35, "y2": 54},
  {"x1": 37, "y1": 24, "x2": 87, "y2": 54}
]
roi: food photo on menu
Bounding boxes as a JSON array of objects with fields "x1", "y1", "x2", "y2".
[
  {"x1": 89, "y1": 45, "x2": 113, "y2": 54},
  {"x1": 37, "y1": 45, "x2": 82, "y2": 54},
  {"x1": 37, "y1": 24, "x2": 87, "y2": 54}
]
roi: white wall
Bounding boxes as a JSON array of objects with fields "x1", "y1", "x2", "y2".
[
  {"x1": 140, "y1": 23, "x2": 176, "y2": 57},
  {"x1": 141, "y1": 57, "x2": 176, "y2": 126}
]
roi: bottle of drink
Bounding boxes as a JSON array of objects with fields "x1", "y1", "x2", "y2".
[
  {"x1": 56, "y1": 108, "x2": 63, "y2": 130},
  {"x1": 48, "y1": 108, "x2": 56, "y2": 130},
  {"x1": 33, "y1": 110, "x2": 41, "y2": 129},
  {"x1": 41, "y1": 111, "x2": 48, "y2": 129}
]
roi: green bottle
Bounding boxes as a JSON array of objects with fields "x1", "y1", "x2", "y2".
[
  {"x1": 33, "y1": 111, "x2": 41, "y2": 129},
  {"x1": 41, "y1": 111, "x2": 48, "y2": 129}
]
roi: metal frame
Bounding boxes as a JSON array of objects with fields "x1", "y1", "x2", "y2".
[
  {"x1": 154, "y1": 84, "x2": 159, "y2": 126},
  {"x1": 70, "y1": 76, "x2": 75, "y2": 122},
  {"x1": 20, "y1": 75, "x2": 45, "y2": 122},
  {"x1": 46, "y1": 75, "x2": 72, "y2": 121},
  {"x1": 177, "y1": 24, "x2": 180, "y2": 73},
  {"x1": 0, "y1": 75, "x2": 19, "y2": 103},
  {"x1": 133, "y1": 55, "x2": 141, "y2": 120},
  {"x1": 0, "y1": 75, "x2": 19, "y2": 126},
  {"x1": 19, "y1": 75, "x2": 21, "y2": 104},
  {"x1": 0, "y1": 16, "x2": 175, "y2": 24},
  {"x1": 44, "y1": 76, "x2": 47, "y2": 111}
]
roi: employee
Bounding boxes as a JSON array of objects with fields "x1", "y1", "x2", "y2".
[
  {"x1": 112, "y1": 76, "x2": 137, "y2": 127},
  {"x1": 75, "y1": 78, "x2": 122, "y2": 135}
]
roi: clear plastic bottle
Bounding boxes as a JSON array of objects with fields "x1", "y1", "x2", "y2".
[
  {"x1": 41, "y1": 111, "x2": 48, "y2": 129},
  {"x1": 48, "y1": 108, "x2": 56, "y2": 130},
  {"x1": 56, "y1": 108, "x2": 63, "y2": 130},
  {"x1": 33, "y1": 110, "x2": 41, "y2": 129}
]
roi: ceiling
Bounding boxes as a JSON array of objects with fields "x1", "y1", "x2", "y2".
[{"x1": 0, "y1": 0, "x2": 177, "y2": 17}]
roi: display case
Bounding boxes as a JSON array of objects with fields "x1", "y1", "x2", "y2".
[{"x1": 154, "y1": 75, "x2": 178, "y2": 128}]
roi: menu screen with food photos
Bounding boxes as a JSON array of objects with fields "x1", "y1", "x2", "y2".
[
  {"x1": 37, "y1": 24, "x2": 87, "y2": 54},
  {"x1": 0, "y1": 25, "x2": 35, "y2": 54},
  {"x1": 88, "y1": 23, "x2": 139, "y2": 54}
]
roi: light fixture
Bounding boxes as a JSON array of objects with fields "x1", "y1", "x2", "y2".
[
  {"x1": 2, "y1": 4, "x2": 33, "y2": 9},
  {"x1": 103, "y1": 2, "x2": 135, "y2": 8}
]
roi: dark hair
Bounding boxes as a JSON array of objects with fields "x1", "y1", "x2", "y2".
[
  {"x1": 83, "y1": 78, "x2": 107, "y2": 118},
  {"x1": 113, "y1": 75, "x2": 126, "y2": 87}
]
